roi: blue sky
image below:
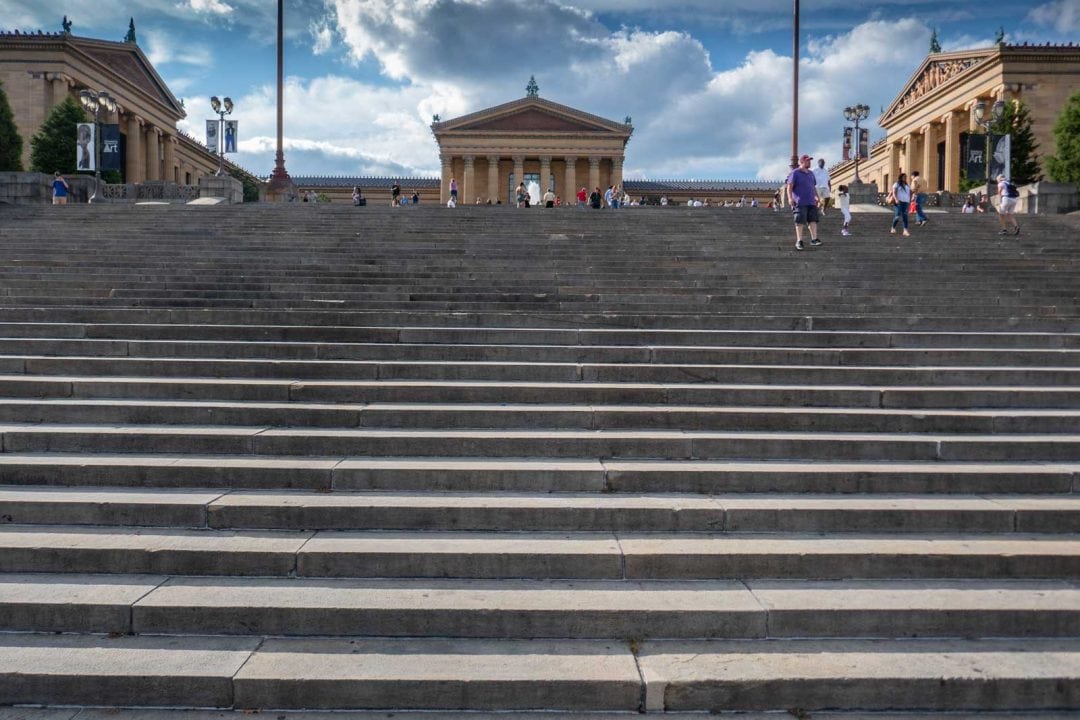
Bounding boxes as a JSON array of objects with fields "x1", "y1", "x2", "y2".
[{"x1": 4, "y1": 0, "x2": 1078, "y2": 180}]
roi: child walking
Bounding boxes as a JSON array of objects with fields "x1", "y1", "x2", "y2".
[{"x1": 837, "y1": 185, "x2": 851, "y2": 236}]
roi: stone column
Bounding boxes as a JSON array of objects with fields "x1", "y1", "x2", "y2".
[
  {"x1": 463, "y1": 155, "x2": 475, "y2": 204},
  {"x1": 126, "y1": 114, "x2": 144, "y2": 184},
  {"x1": 144, "y1": 126, "x2": 160, "y2": 181},
  {"x1": 440, "y1": 153, "x2": 453, "y2": 204},
  {"x1": 921, "y1": 123, "x2": 938, "y2": 192},
  {"x1": 512, "y1": 155, "x2": 525, "y2": 191},
  {"x1": 163, "y1": 134, "x2": 177, "y2": 183},
  {"x1": 487, "y1": 155, "x2": 500, "y2": 204},
  {"x1": 49, "y1": 74, "x2": 70, "y2": 109},
  {"x1": 943, "y1": 110, "x2": 961, "y2": 193},
  {"x1": 611, "y1": 156, "x2": 624, "y2": 191},
  {"x1": 966, "y1": 99, "x2": 981, "y2": 133},
  {"x1": 887, "y1": 142, "x2": 900, "y2": 188},
  {"x1": 564, "y1": 156, "x2": 577, "y2": 201},
  {"x1": 539, "y1": 156, "x2": 551, "y2": 200},
  {"x1": 588, "y1": 156, "x2": 601, "y2": 194}
]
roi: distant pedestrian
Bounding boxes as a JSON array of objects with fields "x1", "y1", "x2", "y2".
[
  {"x1": 51, "y1": 172, "x2": 70, "y2": 205},
  {"x1": 412, "y1": 190, "x2": 420, "y2": 204},
  {"x1": 589, "y1": 187, "x2": 602, "y2": 209},
  {"x1": 996, "y1": 174, "x2": 1021, "y2": 235},
  {"x1": 352, "y1": 186, "x2": 364, "y2": 206},
  {"x1": 543, "y1": 188, "x2": 555, "y2": 208},
  {"x1": 604, "y1": 185, "x2": 614, "y2": 209},
  {"x1": 786, "y1": 154, "x2": 821, "y2": 251},
  {"x1": 391, "y1": 181, "x2": 401, "y2": 206},
  {"x1": 837, "y1": 184, "x2": 851, "y2": 236},
  {"x1": 911, "y1": 170, "x2": 928, "y2": 225},
  {"x1": 813, "y1": 159, "x2": 831, "y2": 214},
  {"x1": 577, "y1": 187, "x2": 587, "y2": 208},
  {"x1": 449, "y1": 177, "x2": 458, "y2": 204},
  {"x1": 962, "y1": 196, "x2": 976, "y2": 214},
  {"x1": 888, "y1": 172, "x2": 912, "y2": 236}
]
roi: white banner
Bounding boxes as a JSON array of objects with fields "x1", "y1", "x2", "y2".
[
  {"x1": 206, "y1": 119, "x2": 218, "y2": 154},
  {"x1": 76, "y1": 123, "x2": 95, "y2": 171},
  {"x1": 224, "y1": 120, "x2": 238, "y2": 154}
]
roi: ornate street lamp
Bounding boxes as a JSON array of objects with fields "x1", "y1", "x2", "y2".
[
  {"x1": 843, "y1": 103, "x2": 870, "y2": 183},
  {"x1": 210, "y1": 95, "x2": 234, "y2": 176},
  {"x1": 973, "y1": 99, "x2": 1005, "y2": 200},
  {"x1": 78, "y1": 88, "x2": 116, "y2": 203}
]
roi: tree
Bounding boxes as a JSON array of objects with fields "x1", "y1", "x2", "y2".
[
  {"x1": 1045, "y1": 91, "x2": 1080, "y2": 184},
  {"x1": 991, "y1": 99, "x2": 1041, "y2": 185},
  {"x1": 29, "y1": 96, "x2": 86, "y2": 174},
  {"x1": 0, "y1": 80, "x2": 23, "y2": 171},
  {"x1": 228, "y1": 167, "x2": 262, "y2": 203}
]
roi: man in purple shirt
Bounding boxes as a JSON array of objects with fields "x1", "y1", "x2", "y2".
[{"x1": 786, "y1": 154, "x2": 822, "y2": 251}]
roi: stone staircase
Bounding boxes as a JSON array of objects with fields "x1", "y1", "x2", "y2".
[{"x1": 1, "y1": 203, "x2": 1080, "y2": 716}]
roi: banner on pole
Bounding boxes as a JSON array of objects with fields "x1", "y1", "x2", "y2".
[
  {"x1": 858, "y1": 128, "x2": 869, "y2": 160},
  {"x1": 100, "y1": 124, "x2": 121, "y2": 171},
  {"x1": 77, "y1": 123, "x2": 95, "y2": 171},
  {"x1": 206, "y1": 120, "x2": 219, "y2": 154},
  {"x1": 966, "y1": 134, "x2": 986, "y2": 181},
  {"x1": 224, "y1": 120, "x2": 238, "y2": 153},
  {"x1": 990, "y1": 133, "x2": 1011, "y2": 181},
  {"x1": 842, "y1": 127, "x2": 852, "y2": 162}
]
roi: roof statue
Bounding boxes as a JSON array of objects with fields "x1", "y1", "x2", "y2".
[
  {"x1": 526, "y1": 76, "x2": 539, "y2": 98},
  {"x1": 929, "y1": 28, "x2": 941, "y2": 54},
  {"x1": 432, "y1": 113, "x2": 440, "y2": 122},
  {"x1": 125, "y1": 17, "x2": 136, "y2": 44},
  {"x1": 61, "y1": 15, "x2": 72, "y2": 35},
  {"x1": 625, "y1": 116, "x2": 632, "y2": 125},
  {"x1": 995, "y1": 26, "x2": 1005, "y2": 44}
]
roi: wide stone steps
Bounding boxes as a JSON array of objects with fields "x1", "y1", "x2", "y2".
[
  {"x1": 3, "y1": 574, "x2": 1079, "y2": 639},
  {"x1": 1, "y1": 206, "x2": 1078, "y2": 714},
  {"x1": 4, "y1": 487, "x2": 1079, "y2": 533},
  {"x1": 3, "y1": 525, "x2": 1079, "y2": 579}
]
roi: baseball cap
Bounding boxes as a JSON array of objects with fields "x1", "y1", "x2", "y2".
[{"x1": 799, "y1": 154, "x2": 813, "y2": 162}]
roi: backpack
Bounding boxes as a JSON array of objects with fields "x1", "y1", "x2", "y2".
[{"x1": 1004, "y1": 182, "x2": 1020, "y2": 198}]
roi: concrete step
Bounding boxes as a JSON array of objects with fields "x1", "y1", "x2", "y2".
[
  {"x1": 9, "y1": 375, "x2": 1080, "y2": 409},
  {"x1": 2, "y1": 525, "x2": 1079, "y2": 579},
  {"x1": 5, "y1": 424, "x2": 1079, "y2": 461},
  {"x1": 3, "y1": 322, "x2": 1078, "y2": 349},
  {"x1": 2, "y1": 398, "x2": 1080, "y2": 432},
  {"x1": 0, "y1": 454, "x2": 1076, "y2": 494},
  {"x1": 8, "y1": 336, "x2": 1080, "y2": 365},
  {"x1": 3, "y1": 487, "x2": 1080, "y2": 533},
  {"x1": 4, "y1": 631, "x2": 1078, "y2": 711},
  {"x1": 2, "y1": 574, "x2": 1078, "y2": 640},
  {"x1": 13, "y1": 355, "x2": 1080, "y2": 385}
]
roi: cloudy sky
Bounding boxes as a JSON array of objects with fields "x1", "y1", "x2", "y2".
[{"x1": 4, "y1": 0, "x2": 1079, "y2": 180}]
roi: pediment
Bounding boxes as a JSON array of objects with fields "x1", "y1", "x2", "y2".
[
  {"x1": 435, "y1": 97, "x2": 630, "y2": 136},
  {"x1": 880, "y1": 50, "x2": 993, "y2": 125},
  {"x1": 73, "y1": 38, "x2": 185, "y2": 117},
  {"x1": 458, "y1": 108, "x2": 608, "y2": 133}
]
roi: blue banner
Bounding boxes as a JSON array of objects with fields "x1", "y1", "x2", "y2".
[{"x1": 100, "y1": 124, "x2": 121, "y2": 171}]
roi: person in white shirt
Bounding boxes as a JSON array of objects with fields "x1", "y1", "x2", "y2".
[
  {"x1": 837, "y1": 185, "x2": 851, "y2": 235},
  {"x1": 888, "y1": 173, "x2": 912, "y2": 236},
  {"x1": 996, "y1": 174, "x2": 1020, "y2": 235},
  {"x1": 813, "y1": 159, "x2": 832, "y2": 213}
]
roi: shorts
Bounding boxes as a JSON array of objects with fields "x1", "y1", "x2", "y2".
[
  {"x1": 793, "y1": 204, "x2": 820, "y2": 225},
  {"x1": 999, "y1": 196, "x2": 1018, "y2": 213},
  {"x1": 816, "y1": 186, "x2": 830, "y2": 199}
]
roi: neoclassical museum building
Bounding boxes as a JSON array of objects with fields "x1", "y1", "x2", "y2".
[{"x1": 3, "y1": 22, "x2": 1078, "y2": 205}]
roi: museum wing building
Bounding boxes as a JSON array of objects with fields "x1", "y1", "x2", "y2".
[
  {"x1": 832, "y1": 43, "x2": 1080, "y2": 193},
  {"x1": 0, "y1": 28, "x2": 232, "y2": 184}
]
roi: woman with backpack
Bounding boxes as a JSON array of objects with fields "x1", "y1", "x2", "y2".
[
  {"x1": 996, "y1": 174, "x2": 1021, "y2": 235},
  {"x1": 887, "y1": 173, "x2": 912, "y2": 237}
]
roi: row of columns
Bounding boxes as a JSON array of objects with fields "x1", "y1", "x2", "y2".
[
  {"x1": 882, "y1": 87, "x2": 1008, "y2": 194},
  {"x1": 441, "y1": 154, "x2": 624, "y2": 204},
  {"x1": 41, "y1": 75, "x2": 183, "y2": 183}
]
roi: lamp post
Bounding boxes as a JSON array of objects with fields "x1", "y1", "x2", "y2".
[
  {"x1": 78, "y1": 89, "x2": 116, "y2": 203},
  {"x1": 972, "y1": 98, "x2": 1005, "y2": 201},
  {"x1": 843, "y1": 103, "x2": 870, "y2": 183},
  {"x1": 210, "y1": 95, "x2": 233, "y2": 176}
]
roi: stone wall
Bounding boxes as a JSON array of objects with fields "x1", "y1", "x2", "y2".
[{"x1": 0, "y1": 172, "x2": 96, "y2": 204}]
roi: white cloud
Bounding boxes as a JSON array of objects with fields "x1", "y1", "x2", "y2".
[
  {"x1": 182, "y1": 0, "x2": 234, "y2": 15},
  {"x1": 142, "y1": 27, "x2": 213, "y2": 66},
  {"x1": 1027, "y1": 0, "x2": 1080, "y2": 33}
]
